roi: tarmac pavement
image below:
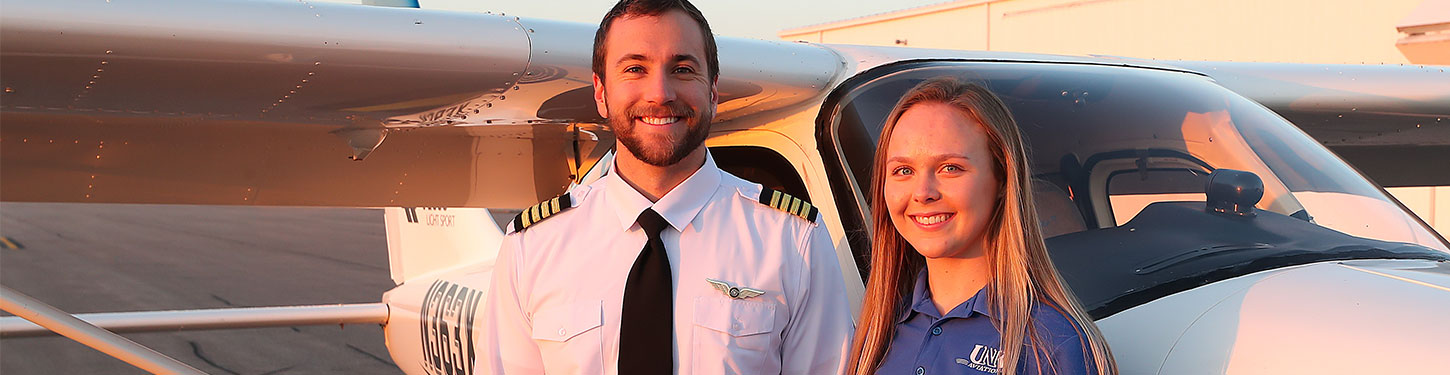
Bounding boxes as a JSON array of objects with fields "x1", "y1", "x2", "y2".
[{"x1": 0, "y1": 202, "x2": 402, "y2": 374}]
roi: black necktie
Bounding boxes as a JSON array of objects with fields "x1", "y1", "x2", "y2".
[{"x1": 619, "y1": 208, "x2": 673, "y2": 374}]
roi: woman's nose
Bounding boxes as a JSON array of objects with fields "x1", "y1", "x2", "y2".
[{"x1": 912, "y1": 176, "x2": 941, "y2": 204}]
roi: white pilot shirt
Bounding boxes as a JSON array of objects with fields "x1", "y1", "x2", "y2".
[{"x1": 478, "y1": 152, "x2": 853, "y2": 375}]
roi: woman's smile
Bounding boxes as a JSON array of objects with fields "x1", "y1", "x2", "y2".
[{"x1": 909, "y1": 212, "x2": 954, "y2": 228}]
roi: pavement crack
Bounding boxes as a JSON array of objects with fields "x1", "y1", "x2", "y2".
[
  {"x1": 346, "y1": 343, "x2": 395, "y2": 366},
  {"x1": 210, "y1": 294, "x2": 236, "y2": 306},
  {"x1": 188, "y1": 340, "x2": 241, "y2": 375},
  {"x1": 258, "y1": 364, "x2": 297, "y2": 375}
]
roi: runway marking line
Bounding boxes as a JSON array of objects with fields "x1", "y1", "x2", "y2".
[{"x1": 0, "y1": 236, "x2": 22, "y2": 250}]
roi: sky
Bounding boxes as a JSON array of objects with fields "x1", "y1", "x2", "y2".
[{"x1": 411, "y1": 0, "x2": 950, "y2": 40}]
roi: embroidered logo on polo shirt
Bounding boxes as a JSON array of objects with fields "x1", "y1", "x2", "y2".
[{"x1": 956, "y1": 344, "x2": 1001, "y2": 373}]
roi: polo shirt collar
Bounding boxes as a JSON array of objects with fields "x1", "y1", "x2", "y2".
[
  {"x1": 605, "y1": 151, "x2": 722, "y2": 232},
  {"x1": 898, "y1": 269, "x2": 994, "y2": 323}
]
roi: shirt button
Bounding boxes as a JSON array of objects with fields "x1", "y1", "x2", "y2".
[
  {"x1": 557, "y1": 327, "x2": 566, "y2": 336},
  {"x1": 915, "y1": 366, "x2": 925, "y2": 375},
  {"x1": 931, "y1": 326, "x2": 942, "y2": 336}
]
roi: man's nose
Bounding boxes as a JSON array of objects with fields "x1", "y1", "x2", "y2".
[{"x1": 641, "y1": 71, "x2": 676, "y2": 104}]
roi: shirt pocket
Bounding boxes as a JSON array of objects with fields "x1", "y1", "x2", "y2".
[
  {"x1": 531, "y1": 301, "x2": 604, "y2": 374},
  {"x1": 691, "y1": 296, "x2": 778, "y2": 375}
]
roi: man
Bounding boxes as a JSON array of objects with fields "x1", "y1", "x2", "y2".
[{"x1": 477, "y1": 0, "x2": 853, "y2": 374}]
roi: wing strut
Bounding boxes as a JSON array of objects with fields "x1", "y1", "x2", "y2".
[
  {"x1": 0, "y1": 285, "x2": 207, "y2": 375},
  {"x1": 0, "y1": 302, "x2": 390, "y2": 337}
]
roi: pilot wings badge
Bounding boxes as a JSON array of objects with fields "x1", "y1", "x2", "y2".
[{"x1": 706, "y1": 278, "x2": 765, "y2": 300}]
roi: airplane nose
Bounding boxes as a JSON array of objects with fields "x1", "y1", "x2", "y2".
[{"x1": 1145, "y1": 259, "x2": 1450, "y2": 374}]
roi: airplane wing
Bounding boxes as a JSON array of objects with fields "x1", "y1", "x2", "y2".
[
  {"x1": 1140, "y1": 60, "x2": 1450, "y2": 187},
  {"x1": 0, "y1": 2, "x2": 846, "y2": 373},
  {"x1": 1, "y1": 0, "x2": 844, "y2": 208}
]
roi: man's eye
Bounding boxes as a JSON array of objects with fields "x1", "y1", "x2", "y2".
[
  {"x1": 623, "y1": 66, "x2": 644, "y2": 73},
  {"x1": 673, "y1": 66, "x2": 695, "y2": 74}
]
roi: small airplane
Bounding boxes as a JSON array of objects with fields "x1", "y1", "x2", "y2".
[{"x1": 2, "y1": 0, "x2": 1448, "y2": 374}]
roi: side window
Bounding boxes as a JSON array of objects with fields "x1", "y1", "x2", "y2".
[
  {"x1": 711, "y1": 146, "x2": 810, "y2": 202},
  {"x1": 1105, "y1": 167, "x2": 1209, "y2": 226},
  {"x1": 1084, "y1": 154, "x2": 1212, "y2": 227}
]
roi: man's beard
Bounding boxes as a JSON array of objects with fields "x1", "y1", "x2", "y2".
[{"x1": 610, "y1": 101, "x2": 712, "y2": 167}]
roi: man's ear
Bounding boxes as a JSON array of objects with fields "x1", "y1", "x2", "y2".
[
  {"x1": 709, "y1": 77, "x2": 719, "y2": 111},
  {"x1": 593, "y1": 73, "x2": 609, "y2": 119}
]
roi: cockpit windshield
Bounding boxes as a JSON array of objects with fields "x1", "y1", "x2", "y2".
[
  {"x1": 829, "y1": 61, "x2": 1445, "y2": 250},
  {"x1": 822, "y1": 61, "x2": 1448, "y2": 317}
]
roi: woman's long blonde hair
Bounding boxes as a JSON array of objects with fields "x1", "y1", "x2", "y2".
[{"x1": 848, "y1": 77, "x2": 1117, "y2": 375}]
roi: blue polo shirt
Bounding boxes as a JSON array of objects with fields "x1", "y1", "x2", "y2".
[{"x1": 876, "y1": 272, "x2": 1096, "y2": 375}]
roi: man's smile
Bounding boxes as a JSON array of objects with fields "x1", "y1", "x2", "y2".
[{"x1": 638, "y1": 116, "x2": 682, "y2": 126}]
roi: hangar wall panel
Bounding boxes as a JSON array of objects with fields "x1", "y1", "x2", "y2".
[
  {"x1": 784, "y1": 0, "x2": 1427, "y2": 64},
  {"x1": 817, "y1": 6, "x2": 990, "y2": 50},
  {"x1": 989, "y1": 0, "x2": 1420, "y2": 63}
]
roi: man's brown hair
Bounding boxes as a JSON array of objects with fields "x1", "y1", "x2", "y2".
[{"x1": 592, "y1": 0, "x2": 719, "y2": 82}]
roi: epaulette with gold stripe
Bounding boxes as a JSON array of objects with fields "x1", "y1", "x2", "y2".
[
  {"x1": 509, "y1": 193, "x2": 574, "y2": 233},
  {"x1": 758, "y1": 189, "x2": 818, "y2": 223}
]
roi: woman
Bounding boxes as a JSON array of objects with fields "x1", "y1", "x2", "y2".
[{"x1": 849, "y1": 77, "x2": 1117, "y2": 375}]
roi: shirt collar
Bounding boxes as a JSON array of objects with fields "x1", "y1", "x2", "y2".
[
  {"x1": 605, "y1": 151, "x2": 722, "y2": 232},
  {"x1": 898, "y1": 269, "x2": 995, "y2": 323}
]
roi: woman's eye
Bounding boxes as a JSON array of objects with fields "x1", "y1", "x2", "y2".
[
  {"x1": 941, "y1": 164, "x2": 962, "y2": 173},
  {"x1": 892, "y1": 166, "x2": 913, "y2": 176}
]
